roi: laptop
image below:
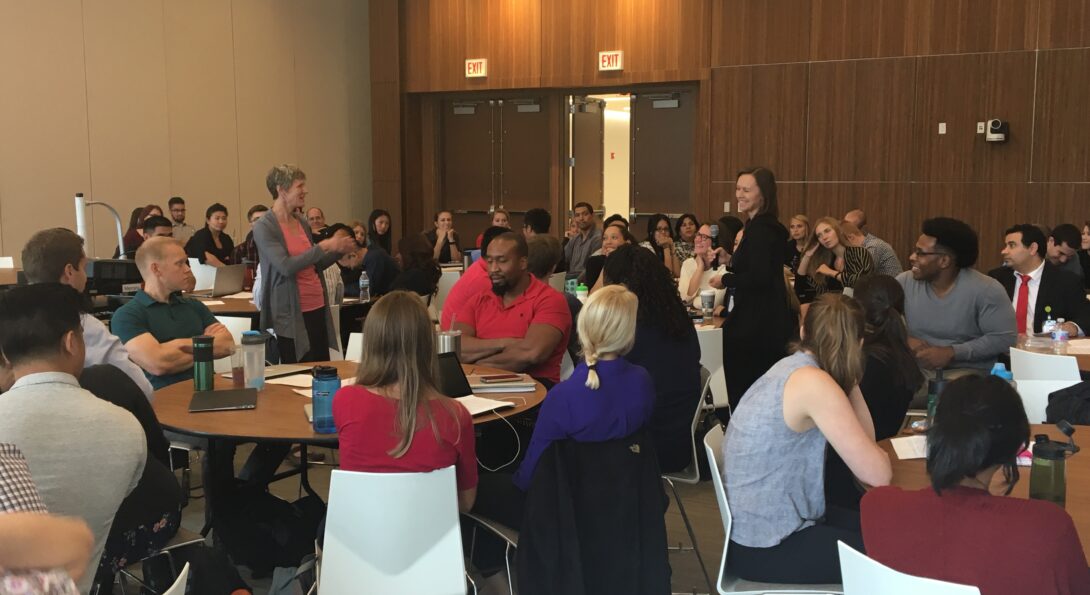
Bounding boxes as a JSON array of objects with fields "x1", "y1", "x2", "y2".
[
  {"x1": 189, "y1": 387, "x2": 258, "y2": 412},
  {"x1": 192, "y1": 263, "x2": 246, "y2": 297},
  {"x1": 436, "y1": 352, "x2": 517, "y2": 416}
]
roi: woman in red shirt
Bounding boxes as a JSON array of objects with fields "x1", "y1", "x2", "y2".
[
  {"x1": 862, "y1": 375, "x2": 1090, "y2": 595},
  {"x1": 332, "y1": 291, "x2": 478, "y2": 513}
]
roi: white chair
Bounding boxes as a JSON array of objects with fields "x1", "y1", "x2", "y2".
[
  {"x1": 345, "y1": 332, "x2": 364, "y2": 363},
  {"x1": 320, "y1": 467, "x2": 467, "y2": 595},
  {"x1": 433, "y1": 270, "x2": 461, "y2": 318},
  {"x1": 163, "y1": 562, "x2": 191, "y2": 595},
  {"x1": 548, "y1": 271, "x2": 566, "y2": 293},
  {"x1": 1010, "y1": 348, "x2": 1082, "y2": 423},
  {"x1": 0, "y1": 256, "x2": 13, "y2": 268},
  {"x1": 189, "y1": 258, "x2": 217, "y2": 291},
  {"x1": 697, "y1": 326, "x2": 730, "y2": 409},
  {"x1": 212, "y1": 316, "x2": 253, "y2": 374},
  {"x1": 662, "y1": 367, "x2": 714, "y2": 592},
  {"x1": 837, "y1": 541, "x2": 979, "y2": 594},
  {"x1": 560, "y1": 350, "x2": 575, "y2": 381},
  {"x1": 329, "y1": 304, "x2": 344, "y2": 359},
  {"x1": 704, "y1": 426, "x2": 842, "y2": 594}
]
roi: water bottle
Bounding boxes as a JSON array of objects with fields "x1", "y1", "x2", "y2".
[
  {"x1": 311, "y1": 365, "x2": 340, "y2": 434},
  {"x1": 1052, "y1": 319, "x2": 1070, "y2": 355},
  {"x1": 990, "y1": 362, "x2": 1016, "y2": 391},
  {"x1": 192, "y1": 335, "x2": 215, "y2": 391},
  {"x1": 1042, "y1": 307, "x2": 1057, "y2": 335},
  {"x1": 358, "y1": 271, "x2": 371, "y2": 302},
  {"x1": 925, "y1": 369, "x2": 945, "y2": 430},
  {"x1": 241, "y1": 330, "x2": 266, "y2": 390},
  {"x1": 1029, "y1": 436, "x2": 1067, "y2": 507},
  {"x1": 575, "y1": 283, "x2": 589, "y2": 304}
]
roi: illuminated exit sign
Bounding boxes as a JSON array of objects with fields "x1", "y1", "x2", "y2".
[
  {"x1": 598, "y1": 51, "x2": 624, "y2": 71},
  {"x1": 465, "y1": 59, "x2": 488, "y2": 78}
]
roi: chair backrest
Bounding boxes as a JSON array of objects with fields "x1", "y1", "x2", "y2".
[
  {"x1": 695, "y1": 326, "x2": 722, "y2": 374},
  {"x1": 0, "y1": 256, "x2": 13, "y2": 268},
  {"x1": 189, "y1": 258, "x2": 217, "y2": 291},
  {"x1": 1010, "y1": 348, "x2": 1080, "y2": 381},
  {"x1": 663, "y1": 366, "x2": 712, "y2": 484},
  {"x1": 702, "y1": 424, "x2": 734, "y2": 591},
  {"x1": 328, "y1": 304, "x2": 344, "y2": 358},
  {"x1": 433, "y1": 270, "x2": 461, "y2": 315},
  {"x1": 162, "y1": 562, "x2": 190, "y2": 595},
  {"x1": 212, "y1": 316, "x2": 253, "y2": 373},
  {"x1": 560, "y1": 350, "x2": 575, "y2": 381},
  {"x1": 345, "y1": 332, "x2": 364, "y2": 362},
  {"x1": 548, "y1": 271, "x2": 566, "y2": 293},
  {"x1": 838, "y1": 541, "x2": 980, "y2": 595},
  {"x1": 320, "y1": 467, "x2": 466, "y2": 595}
]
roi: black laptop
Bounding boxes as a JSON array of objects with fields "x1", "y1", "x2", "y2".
[{"x1": 436, "y1": 352, "x2": 473, "y2": 398}]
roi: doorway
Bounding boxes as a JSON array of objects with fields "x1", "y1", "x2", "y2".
[{"x1": 567, "y1": 87, "x2": 696, "y2": 236}]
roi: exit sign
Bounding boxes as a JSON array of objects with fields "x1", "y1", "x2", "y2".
[
  {"x1": 465, "y1": 58, "x2": 488, "y2": 78},
  {"x1": 598, "y1": 51, "x2": 624, "y2": 71}
]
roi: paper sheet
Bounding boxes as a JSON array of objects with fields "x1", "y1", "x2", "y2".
[
  {"x1": 201, "y1": 300, "x2": 225, "y2": 306},
  {"x1": 455, "y1": 395, "x2": 517, "y2": 416},
  {"x1": 288, "y1": 377, "x2": 356, "y2": 396},
  {"x1": 1065, "y1": 338, "x2": 1090, "y2": 354},
  {"x1": 223, "y1": 292, "x2": 253, "y2": 300},
  {"x1": 890, "y1": 435, "x2": 928, "y2": 460}
]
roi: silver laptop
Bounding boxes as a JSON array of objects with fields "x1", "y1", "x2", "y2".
[{"x1": 194, "y1": 264, "x2": 246, "y2": 297}]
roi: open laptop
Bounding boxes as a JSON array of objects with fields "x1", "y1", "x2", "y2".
[
  {"x1": 436, "y1": 352, "x2": 516, "y2": 416},
  {"x1": 191, "y1": 263, "x2": 246, "y2": 297}
]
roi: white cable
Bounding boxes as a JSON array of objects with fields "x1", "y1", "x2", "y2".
[{"x1": 476, "y1": 405, "x2": 524, "y2": 473}]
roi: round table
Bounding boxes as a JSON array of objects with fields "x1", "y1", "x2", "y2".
[
  {"x1": 153, "y1": 360, "x2": 546, "y2": 443},
  {"x1": 881, "y1": 423, "x2": 1090, "y2": 565}
]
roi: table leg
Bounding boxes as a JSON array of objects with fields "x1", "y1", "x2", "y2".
[{"x1": 298, "y1": 443, "x2": 319, "y2": 499}]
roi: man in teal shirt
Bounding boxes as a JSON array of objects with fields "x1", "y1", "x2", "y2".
[{"x1": 111, "y1": 237, "x2": 234, "y2": 389}]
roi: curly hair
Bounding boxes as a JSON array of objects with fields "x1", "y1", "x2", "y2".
[{"x1": 601, "y1": 244, "x2": 691, "y2": 339}]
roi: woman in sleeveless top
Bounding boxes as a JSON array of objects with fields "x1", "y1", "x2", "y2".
[{"x1": 721, "y1": 294, "x2": 892, "y2": 584}]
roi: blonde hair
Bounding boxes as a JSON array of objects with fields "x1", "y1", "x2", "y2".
[
  {"x1": 800, "y1": 294, "x2": 866, "y2": 393},
  {"x1": 134, "y1": 237, "x2": 185, "y2": 277},
  {"x1": 810, "y1": 216, "x2": 845, "y2": 290},
  {"x1": 577, "y1": 285, "x2": 639, "y2": 389},
  {"x1": 354, "y1": 291, "x2": 448, "y2": 458}
]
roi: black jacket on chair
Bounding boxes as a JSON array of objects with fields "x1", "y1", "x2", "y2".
[
  {"x1": 988, "y1": 263, "x2": 1090, "y2": 333},
  {"x1": 516, "y1": 431, "x2": 671, "y2": 595}
]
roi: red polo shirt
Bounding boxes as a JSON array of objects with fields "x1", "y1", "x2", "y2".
[
  {"x1": 456, "y1": 275, "x2": 571, "y2": 384},
  {"x1": 440, "y1": 258, "x2": 490, "y2": 331}
]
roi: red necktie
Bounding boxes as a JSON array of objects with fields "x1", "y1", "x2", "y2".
[{"x1": 1016, "y1": 273, "x2": 1030, "y2": 335}]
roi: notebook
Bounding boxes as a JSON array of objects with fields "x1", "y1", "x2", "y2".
[
  {"x1": 467, "y1": 374, "x2": 537, "y2": 393},
  {"x1": 189, "y1": 388, "x2": 258, "y2": 413}
]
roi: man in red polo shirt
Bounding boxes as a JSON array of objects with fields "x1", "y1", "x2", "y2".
[
  {"x1": 455, "y1": 232, "x2": 571, "y2": 386},
  {"x1": 440, "y1": 225, "x2": 512, "y2": 331}
]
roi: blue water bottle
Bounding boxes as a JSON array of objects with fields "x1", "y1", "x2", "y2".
[{"x1": 311, "y1": 365, "x2": 340, "y2": 434}]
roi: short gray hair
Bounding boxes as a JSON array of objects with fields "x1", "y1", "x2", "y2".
[{"x1": 265, "y1": 164, "x2": 306, "y2": 199}]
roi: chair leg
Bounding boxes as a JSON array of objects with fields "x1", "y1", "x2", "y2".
[{"x1": 664, "y1": 477, "x2": 713, "y2": 593}]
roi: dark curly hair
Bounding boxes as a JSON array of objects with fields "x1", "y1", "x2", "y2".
[
  {"x1": 922, "y1": 217, "x2": 978, "y2": 269},
  {"x1": 601, "y1": 244, "x2": 691, "y2": 339}
]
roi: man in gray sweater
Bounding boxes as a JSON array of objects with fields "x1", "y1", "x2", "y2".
[
  {"x1": 0, "y1": 284, "x2": 145, "y2": 594},
  {"x1": 898, "y1": 217, "x2": 1017, "y2": 375}
]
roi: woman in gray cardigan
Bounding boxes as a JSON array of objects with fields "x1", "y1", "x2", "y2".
[{"x1": 254, "y1": 165, "x2": 357, "y2": 362}]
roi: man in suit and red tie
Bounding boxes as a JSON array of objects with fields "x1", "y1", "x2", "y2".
[{"x1": 988, "y1": 223, "x2": 1090, "y2": 337}]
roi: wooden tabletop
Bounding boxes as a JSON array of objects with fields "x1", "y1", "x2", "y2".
[
  {"x1": 882, "y1": 423, "x2": 1090, "y2": 564},
  {"x1": 152, "y1": 360, "x2": 546, "y2": 445}
]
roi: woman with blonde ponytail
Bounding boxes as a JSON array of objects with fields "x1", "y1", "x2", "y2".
[
  {"x1": 720, "y1": 294, "x2": 892, "y2": 584},
  {"x1": 332, "y1": 291, "x2": 478, "y2": 513}
]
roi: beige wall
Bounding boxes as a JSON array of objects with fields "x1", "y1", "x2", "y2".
[{"x1": 0, "y1": 0, "x2": 372, "y2": 263}]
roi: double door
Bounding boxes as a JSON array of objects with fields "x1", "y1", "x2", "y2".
[{"x1": 440, "y1": 98, "x2": 551, "y2": 242}]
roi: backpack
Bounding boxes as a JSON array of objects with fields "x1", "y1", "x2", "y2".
[
  {"x1": 216, "y1": 490, "x2": 326, "y2": 577},
  {"x1": 1046, "y1": 381, "x2": 1090, "y2": 425}
]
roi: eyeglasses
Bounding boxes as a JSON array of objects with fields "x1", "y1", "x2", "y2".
[
  {"x1": 912, "y1": 248, "x2": 949, "y2": 258},
  {"x1": 695, "y1": 233, "x2": 713, "y2": 241}
]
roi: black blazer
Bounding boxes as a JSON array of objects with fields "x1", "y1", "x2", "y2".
[{"x1": 988, "y1": 263, "x2": 1090, "y2": 333}]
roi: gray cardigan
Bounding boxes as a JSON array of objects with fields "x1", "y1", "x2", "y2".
[{"x1": 253, "y1": 210, "x2": 342, "y2": 361}]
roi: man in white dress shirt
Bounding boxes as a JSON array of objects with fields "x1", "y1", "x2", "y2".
[{"x1": 21, "y1": 228, "x2": 155, "y2": 401}]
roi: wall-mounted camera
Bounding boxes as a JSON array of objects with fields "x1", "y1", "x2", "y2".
[{"x1": 986, "y1": 119, "x2": 1009, "y2": 143}]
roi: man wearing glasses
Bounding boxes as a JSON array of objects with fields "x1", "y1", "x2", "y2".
[{"x1": 897, "y1": 217, "x2": 1016, "y2": 388}]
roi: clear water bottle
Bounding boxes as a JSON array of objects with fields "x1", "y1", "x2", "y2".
[
  {"x1": 358, "y1": 271, "x2": 371, "y2": 302},
  {"x1": 311, "y1": 365, "x2": 340, "y2": 434},
  {"x1": 1042, "y1": 306, "x2": 1057, "y2": 335},
  {"x1": 1052, "y1": 320, "x2": 1070, "y2": 355},
  {"x1": 241, "y1": 330, "x2": 266, "y2": 390}
]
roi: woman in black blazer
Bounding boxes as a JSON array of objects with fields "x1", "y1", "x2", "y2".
[{"x1": 711, "y1": 167, "x2": 798, "y2": 416}]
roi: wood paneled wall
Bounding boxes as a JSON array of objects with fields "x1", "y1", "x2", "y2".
[
  {"x1": 386, "y1": 0, "x2": 1090, "y2": 271},
  {"x1": 0, "y1": 0, "x2": 373, "y2": 264}
]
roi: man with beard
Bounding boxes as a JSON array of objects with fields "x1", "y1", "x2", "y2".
[{"x1": 454, "y1": 232, "x2": 571, "y2": 387}]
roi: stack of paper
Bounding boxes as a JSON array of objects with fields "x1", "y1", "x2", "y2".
[{"x1": 467, "y1": 375, "x2": 536, "y2": 393}]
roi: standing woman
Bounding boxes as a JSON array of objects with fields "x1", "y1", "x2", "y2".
[
  {"x1": 786, "y1": 214, "x2": 817, "y2": 304},
  {"x1": 673, "y1": 213, "x2": 699, "y2": 264},
  {"x1": 1079, "y1": 221, "x2": 1090, "y2": 286},
  {"x1": 184, "y1": 203, "x2": 235, "y2": 267},
  {"x1": 710, "y1": 167, "x2": 798, "y2": 413},
  {"x1": 254, "y1": 164, "x2": 358, "y2": 363},
  {"x1": 797, "y1": 217, "x2": 874, "y2": 295},
  {"x1": 639, "y1": 214, "x2": 681, "y2": 276},
  {"x1": 368, "y1": 209, "x2": 393, "y2": 254}
]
